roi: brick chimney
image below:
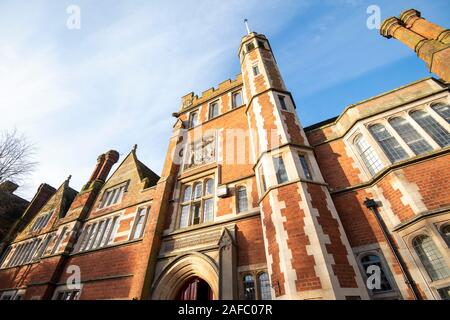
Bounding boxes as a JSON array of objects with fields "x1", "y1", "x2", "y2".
[
  {"x1": 381, "y1": 11, "x2": 450, "y2": 82},
  {"x1": 96, "y1": 150, "x2": 120, "y2": 182},
  {"x1": 88, "y1": 153, "x2": 106, "y2": 184},
  {"x1": 400, "y1": 9, "x2": 450, "y2": 44},
  {"x1": 0, "y1": 181, "x2": 19, "y2": 194}
]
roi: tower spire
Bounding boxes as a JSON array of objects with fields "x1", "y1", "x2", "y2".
[{"x1": 244, "y1": 19, "x2": 251, "y2": 35}]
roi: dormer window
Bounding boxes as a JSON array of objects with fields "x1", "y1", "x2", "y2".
[
  {"x1": 99, "y1": 182, "x2": 128, "y2": 209},
  {"x1": 30, "y1": 211, "x2": 53, "y2": 233}
]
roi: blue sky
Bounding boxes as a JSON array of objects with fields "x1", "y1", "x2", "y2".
[{"x1": 1, "y1": 0, "x2": 449, "y2": 199}]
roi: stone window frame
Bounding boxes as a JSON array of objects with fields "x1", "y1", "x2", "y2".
[
  {"x1": 238, "y1": 269, "x2": 272, "y2": 300},
  {"x1": 407, "y1": 106, "x2": 450, "y2": 148},
  {"x1": 74, "y1": 213, "x2": 121, "y2": 253},
  {"x1": 97, "y1": 180, "x2": 130, "y2": 210},
  {"x1": 0, "y1": 289, "x2": 25, "y2": 300},
  {"x1": 405, "y1": 226, "x2": 450, "y2": 293},
  {"x1": 177, "y1": 175, "x2": 216, "y2": 230},
  {"x1": 208, "y1": 100, "x2": 220, "y2": 120},
  {"x1": 349, "y1": 129, "x2": 385, "y2": 179},
  {"x1": 188, "y1": 109, "x2": 199, "y2": 129},
  {"x1": 231, "y1": 90, "x2": 244, "y2": 109},
  {"x1": 430, "y1": 101, "x2": 450, "y2": 123},
  {"x1": 297, "y1": 152, "x2": 313, "y2": 181},
  {"x1": 346, "y1": 95, "x2": 450, "y2": 180},
  {"x1": 355, "y1": 249, "x2": 399, "y2": 299},
  {"x1": 30, "y1": 210, "x2": 54, "y2": 233},
  {"x1": 367, "y1": 121, "x2": 410, "y2": 163},
  {"x1": 235, "y1": 184, "x2": 249, "y2": 214},
  {"x1": 52, "y1": 284, "x2": 83, "y2": 300},
  {"x1": 252, "y1": 63, "x2": 260, "y2": 77},
  {"x1": 437, "y1": 222, "x2": 450, "y2": 248},
  {"x1": 2, "y1": 234, "x2": 52, "y2": 268},
  {"x1": 387, "y1": 115, "x2": 434, "y2": 156},
  {"x1": 129, "y1": 206, "x2": 150, "y2": 240},
  {"x1": 277, "y1": 94, "x2": 288, "y2": 111}
]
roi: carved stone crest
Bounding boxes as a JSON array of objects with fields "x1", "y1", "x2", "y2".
[{"x1": 184, "y1": 135, "x2": 216, "y2": 169}]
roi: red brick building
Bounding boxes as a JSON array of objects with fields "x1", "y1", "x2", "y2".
[{"x1": 0, "y1": 8, "x2": 449, "y2": 300}]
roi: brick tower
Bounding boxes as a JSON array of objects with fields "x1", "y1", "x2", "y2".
[{"x1": 239, "y1": 32, "x2": 369, "y2": 299}]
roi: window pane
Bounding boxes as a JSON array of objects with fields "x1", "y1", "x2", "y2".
[
  {"x1": 132, "y1": 208, "x2": 147, "y2": 239},
  {"x1": 389, "y1": 117, "x2": 433, "y2": 155},
  {"x1": 441, "y1": 224, "x2": 450, "y2": 247},
  {"x1": 273, "y1": 156, "x2": 288, "y2": 184},
  {"x1": 360, "y1": 254, "x2": 392, "y2": 293},
  {"x1": 410, "y1": 110, "x2": 450, "y2": 147},
  {"x1": 86, "y1": 223, "x2": 99, "y2": 250},
  {"x1": 431, "y1": 103, "x2": 450, "y2": 123},
  {"x1": 243, "y1": 275, "x2": 255, "y2": 300},
  {"x1": 369, "y1": 124, "x2": 408, "y2": 162},
  {"x1": 258, "y1": 272, "x2": 272, "y2": 300},
  {"x1": 233, "y1": 92, "x2": 243, "y2": 108},
  {"x1": 93, "y1": 221, "x2": 106, "y2": 249},
  {"x1": 113, "y1": 186, "x2": 124, "y2": 204},
  {"x1": 209, "y1": 102, "x2": 219, "y2": 119},
  {"x1": 237, "y1": 186, "x2": 248, "y2": 213},
  {"x1": 205, "y1": 179, "x2": 214, "y2": 196},
  {"x1": 354, "y1": 134, "x2": 383, "y2": 176},
  {"x1": 193, "y1": 183, "x2": 202, "y2": 199},
  {"x1": 192, "y1": 203, "x2": 201, "y2": 225},
  {"x1": 189, "y1": 112, "x2": 198, "y2": 128},
  {"x1": 107, "y1": 217, "x2": 120, "y2": 244},
  {"x1": 183, "y1": 186, "x2": 192, "y2": 202},
  {"x1": 203, "y1": 198, "x2": 214, "y2": 222},
  {"x1": 100, "y1": 218, "x2": 113, "y2": 247},
  {"x1": 299, "y1": 154, "x2": 313, "y2": 180},
  {"x1": 413, "y1": 235, "x2": 450, "y2": 281},
  {"x1": 179, "y1": 205, "x2": 190, "y2": 228},
  {"x1": 258, "y1": 166, "x2": 267, "y2": 193},
  {"x1": 278, "y1": 95, "x2": 287, "y2": 110},
  {"x1": 252, "y1": 65, "x2": 260, "y2": 76},
  {"x1": 52, "y1": 227, "x2": 68, "y2": 254},
  {"x1": 438, "y1": 286, "x2": 450, "y2": 300}
]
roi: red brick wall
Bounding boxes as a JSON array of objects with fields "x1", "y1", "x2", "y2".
[{"x1": 236, "y1": 216, "x2": 266, "y2": 267}]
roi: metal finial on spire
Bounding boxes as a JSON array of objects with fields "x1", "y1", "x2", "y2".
[
  {"x1": 244, "y1": 19, "x2": 251, "y2": 35},
  {"x1": 67, "y1": 175, "x2": 72, "y2": 182},
  {"x1": 132, "y1": 144, "x2": 138, "y2": 153}
]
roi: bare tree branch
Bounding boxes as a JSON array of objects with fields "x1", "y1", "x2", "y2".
[{"x1": 0, "y1": 128, "x2": 38, "y2": 186}]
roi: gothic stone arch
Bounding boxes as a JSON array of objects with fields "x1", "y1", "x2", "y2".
[{"x1": 151, "y1": 252, "x2": 219, "y2": 300}]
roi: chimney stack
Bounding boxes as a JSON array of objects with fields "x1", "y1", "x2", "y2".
[
  {"x1": 400, "y1": 9, "x2": 450, "y2": 44},
  {"x1": 0, "y1": 181, "x2": 19, "y2": 194},
  {"x1": 381, "y1": 9, "x2": 450, "y2": 82},
  {"x1": 96, "y1": 150, "x2": 120, "y2": 182},
  {"x1": 88, "y1": 153, "x2": 106, "y2": 184}
]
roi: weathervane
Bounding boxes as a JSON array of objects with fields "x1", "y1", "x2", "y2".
[{"x1": 244, "y1": 19, "x2": 250, "y2": 35}]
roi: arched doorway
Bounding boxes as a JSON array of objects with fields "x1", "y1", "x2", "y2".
[
  {"x1": 151, "y1": 252, "x2": 219, "y2": 300},
  {"x1": 177, "y1": 277, "x2": 213, "y2": 300}
]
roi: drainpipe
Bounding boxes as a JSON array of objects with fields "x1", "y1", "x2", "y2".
[{"x1": 363, "y1": 198, "x2": 421, "y2": 300}]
